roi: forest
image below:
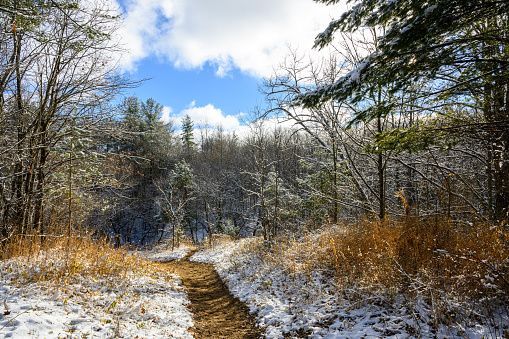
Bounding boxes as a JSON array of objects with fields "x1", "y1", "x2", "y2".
[{"x1": 1, "y1": 0, "x2": 509, "y2": 338}]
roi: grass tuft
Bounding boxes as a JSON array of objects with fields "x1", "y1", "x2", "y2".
[
  {"x1": 244, "y1": 217, "x2": 509, "y2": 334},
  {"x1": 0, "y1": 233, "x2": 176, "y2": 290}
]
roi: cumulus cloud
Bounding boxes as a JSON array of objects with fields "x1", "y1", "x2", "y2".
[
  {"x1": 116, "y1": 0, "x2": 343, "y2": 77},
  {"x1": 160, "y1": 101, "x2": 309, "y2": 140},
  {"x1": 166, "y1": 101, "x2": 242, "y2": 131},
  {"x1": 160, "y1": 106, "x2": 173, "y2": 124}
]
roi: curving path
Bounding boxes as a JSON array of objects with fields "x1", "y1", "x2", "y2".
[{"x1": 165, "y1": 250, "x2": 262, "y2": 339}]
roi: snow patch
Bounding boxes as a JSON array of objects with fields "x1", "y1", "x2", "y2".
[
  {"x1": 425, "y1": 5, "x2": 438, "y2": 16},
  {"x1": 137, "y1": 244, "x2": 193, "y2": 262},
  {"x1": 0, "y1": 251, "x2": 194, "y2": 338}
]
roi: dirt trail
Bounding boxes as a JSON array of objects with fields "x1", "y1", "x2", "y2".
[{"x1": 165, "y1": 250, "x2": 262, "y2": 339}]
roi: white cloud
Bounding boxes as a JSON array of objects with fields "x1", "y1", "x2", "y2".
[
  {"x1": 160, "y1": 106, "x2": 173, "y2": 123},
  {"x1": 116, "y1": 0, "x2": 344, "y2": 77},
  {"x1": 160, "y1": 101, "x2": 308, "y2": 139},
  {"x1": 172, "y1": 102, "x2": 241, "y2": 131}
]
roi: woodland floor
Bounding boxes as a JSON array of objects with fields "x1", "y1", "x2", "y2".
[{"x1": 165, "y1": 249, "x2": 262, "y2": 339}]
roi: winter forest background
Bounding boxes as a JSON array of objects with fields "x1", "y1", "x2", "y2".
[
  {"x1": 1, "y1": 0, "x2": 507, "y2": 247},
  {"x1": 1, "y1": 0, "x2": 509, "y2": 336}
]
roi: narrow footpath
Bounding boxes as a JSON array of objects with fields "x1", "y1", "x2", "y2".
[{"x1": 166, "y1": 250, "x2": 262, "y2": 339}]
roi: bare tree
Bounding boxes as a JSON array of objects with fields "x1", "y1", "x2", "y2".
[{"x1": 0, "y1": 0, "x2": 135, "y2": 246}]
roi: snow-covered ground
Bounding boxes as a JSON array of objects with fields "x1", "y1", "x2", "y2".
[
  {"x1": 192, "y1": 238, "x2": 502, "y2": 339},
  {"x1": 137, "y1": 244, "x2": 193, "y2": 262},
  {"x1": 0, "y1": 248, "x2": 194, "y2": 339},
  {"x1": 2, "y1": 240, "x2": 503, "y2": 339}
]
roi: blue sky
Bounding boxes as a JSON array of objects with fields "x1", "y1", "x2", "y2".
[
  {"x1": 124, "y1": 58, "x2": 262, "y2": 128},
  {"x1": 113, "y1": 0, "x2": 344, "y2": 131}
]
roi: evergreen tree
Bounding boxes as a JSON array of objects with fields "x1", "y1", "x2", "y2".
[
  {"x1": 162, "y1": 160, "x2": 195, "y2": 249},
  {"x1": 120, "y1": 96, "x2": 173, "y2": 160},
  {"x1": 297, "y1": 0, "x2": 509, "y2": 117},
  {"x1": 95, "y1": 96, "x2": 176, "y2": 245},
  {"x1": 181, "y1": 114, "x2": 195, "y2": 159},
  {"x1": 296, "y1": 0, "x2": 509, "y2": 220},
  {"x1": 141, "y1": 98, "x2": 164, "y2": 132}
]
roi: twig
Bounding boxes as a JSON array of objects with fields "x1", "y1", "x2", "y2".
[
  {"x1": 0, "y1": 309, "x2": 30, "y2": 331},
  {"x1": 435, "y1": 249, "x2": 509, "y2": 292}
]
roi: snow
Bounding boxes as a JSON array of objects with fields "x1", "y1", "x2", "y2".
[
  {"x1": 0, "y1": 249, "x2": 194, "y2": 339},
  {"x1": 191, "y1": 237, "x2": 503, "y2": 339},
  {"x1": 342, "y1": 59, "x2": 369, "y2": 86},
  {"x1": 401, "y1": 24, "x2": 413, "y2": 34},
  {"x1": 137, "y1": 244, "x2": 193, "y2": 262},
  {"x1": 3, "y1": 240, "x2": 504, "y2": 339},
  {"x1": 425, "y1": 5, "x2": 438, "y2": 16}
]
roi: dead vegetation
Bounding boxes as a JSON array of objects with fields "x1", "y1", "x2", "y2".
[
  {"x1": 0, "y1": 232, "x2": 193, "y2": 338},
  {"x1": 241, "y1": 217, "x2": 509, "y2": 336},
  {"x1": 0, "y1": 232, "x2": 176, "y2": 294}
]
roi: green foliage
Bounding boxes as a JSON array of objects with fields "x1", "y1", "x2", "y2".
[
  {"x1": 161, "y1": 159, "x2": 196, "y2": 246},
  {"x1": 122, "y1": 96, "x2": 165, "y2": 133},
  {"x1": 298, "y1": 156, "x2": 348, "y2": 223},
  {"x1": 181, "y1": 114, "x2": 195, "y2": 152},
  {"x1": 216, "y1": 219, "x2": 240, "y2": 238},
  {"x1": 120, "y1": 96, "x2": 174, "y2": 159},
  {"x1": 369, "y1": 125, "x2": 442, "y2": 154},
  {"x1": 122, "y1": 96, "x2": 142, "y2": 132},
  {"x1": 293, "y1": 0, "x2": 509, "y2": 221},
  {"x1": 1, "y1": 0, "x2": 116, "y2": 40},
  {"x1": 141, "y1": 98, "x2": 164, "y2": 132},
  {"x1": 296, "y1": 0, "x2": 509, "y2": 125},
  {"x1": 169, "y1": 160, "x2": 195, "y2": 197},
  {"x1": 367, "y1": 110, "x2": 484, "y2": 154}
]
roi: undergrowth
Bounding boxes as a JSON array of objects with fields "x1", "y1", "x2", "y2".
[
  {"x1": 0, "y1": 234, "x2": 190, "y2": 338},
  {"x1": 242, "y1": 217, "x2": 509, "y2": 337},
  {"x1": 0, "y1": 233, "x2": 175, "y2": 290}
]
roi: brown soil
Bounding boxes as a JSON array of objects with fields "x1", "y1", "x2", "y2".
[{"x1": 165, "y1": 250, "x2": 262, "y2": 339}]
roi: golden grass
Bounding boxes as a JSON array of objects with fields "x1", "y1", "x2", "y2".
[
  {"x1": 0, "y1": 233, "x2": 174, "y2": 288},
  {"x1": 0, "y1": 232, "x2": 187, "y2": 339},
  {"x1": 250, "y1": 217, "x2": 509, "y2": 302}
]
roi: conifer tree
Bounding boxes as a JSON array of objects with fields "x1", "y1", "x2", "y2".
[
  {"x1": 181, "y1": 114, "x2": 195, "y2": 159},
  {"x1": 297, "y1": 0, "x2": 509, "y2": 118},
  {"x1": 296, "y1": 0, "x2": 509, "y2": 220}
]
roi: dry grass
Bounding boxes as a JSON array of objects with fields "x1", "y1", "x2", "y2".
[
  {"x1": 247, "y1": 217, "x2": 509, "y2": 329},
  {"x1": 0, "y1": 232, "x2": 191, "y2": 339},
  {"x1": 208, "y1": 234, "x2": 234, "y2": 248},
  {"x1": 0, "y1": 232, "x2": 174, "y2": 288}
]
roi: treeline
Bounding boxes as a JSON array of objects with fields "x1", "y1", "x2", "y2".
[
  {"x1": 166, "y1": 0, "x2": 509, "y2": 243},
  {"x1": 1, "y1": 0, "x2": 508, "y2": 252},
  {"x1": 103, "y1": 89, "x2": 505, "y2": 247}
]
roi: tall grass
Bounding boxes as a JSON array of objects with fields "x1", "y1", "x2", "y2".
[
  {"x1": 0, "y1": 230, "x2": 172, "y2": 287},
  {"x1": 248, "y1": 217, "x2": 509, "y2": 333},
  {"x1": 0, "y1": 229, "x2": 183, "y2": 339}
]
